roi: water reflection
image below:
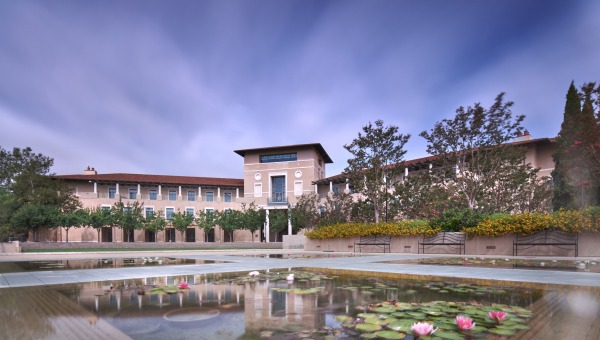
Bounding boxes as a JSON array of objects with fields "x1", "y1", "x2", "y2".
[{"x1": 1, "y1": 270, "x2": 599, "y2": 339}]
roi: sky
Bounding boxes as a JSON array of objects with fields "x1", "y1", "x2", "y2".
[{"x1": 1, "y1": 0, "x2": 599, "y2": 179}]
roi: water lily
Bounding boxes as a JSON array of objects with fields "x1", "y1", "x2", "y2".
[
  {"x1": 411, "y1": 322, "x2": 436, "y2": 337},
  {"x1": 456, "y1": 316, "x2": 475, "y2": 331},
  {"x1": 248, "y1": 271, "x2": 260, "y2": 277},
  {"x1": 286, "y1": 274, "x2": 294, "y2": 283},
  {"x1": 489, "y1": 311, "x2": 507, "y2": 323},
  {"x1": 178, "y1": 282, "x2": 189, "y2": 289}
]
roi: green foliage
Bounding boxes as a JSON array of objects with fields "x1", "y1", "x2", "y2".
[
  {"x1": 170, "y1": 210, "x2": 195, "y2": 239},
  {"x1": 142, "y1": 209, "x2": 167, "y2": 239},
  {"x1": 289, "y1": 193, "x2": 320, "y2": 232},
  {"x1": 319, "y1": 192, "x2": 355, "y2": 226},
  {"x1": 393, "y1": 172, "x2": 451, "y2": 219},
  {"x1": 241, "y1": 203, "x2": 266, "y2": 242},
  {"x1": 217, "y1": 209, "x2": 244, "y2": 242},
  {"x1": 88, "y1": 207, "x2": 112, "y2": 242},
  {"x1": 349, "y1": 198, "x2": 375, "y2": 223},
  {"x1": 196, "y1": 209, "x2": 218, "y2": 242},
  {"x1": 268, "y1": 209, "x2": 288, "y2": 241},
  {"x1": 305, "y1": 220, "x2": 439, "y2": 239},
  {"x1": 429, "y1": 208, "x2": 488, "y2": 232},
  {"x1": 344, "y1": 120, "x2": 410, "y2": 223},
  {"x1": 10, "y1": 204, "x2": 60, "y2": 241},
  {"x1": 56, "y1": 209, "x2": 89, "y2": 242},
  {"x1": 111, "y1": 199, "x2": 144, "y2": 242}
]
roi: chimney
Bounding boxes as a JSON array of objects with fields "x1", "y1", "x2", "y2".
[
  {"x1": 84, "y1": 166, "x2": 97, "y2": 175},
  {"x1": 513, "y1": 129, "x2": 532, "y2": 142}
]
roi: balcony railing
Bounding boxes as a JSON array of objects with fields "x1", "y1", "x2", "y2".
[{"x1": 268, "y1": 194, "x2": 288, "y2": 205}]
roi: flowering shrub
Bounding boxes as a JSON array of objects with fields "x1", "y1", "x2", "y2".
[
  {"x1": 463, "y1": 207, "x2": 600, "y2": 237},
  {"x1": 304, "y1": 220, "x2": 440, "y2": 239}
]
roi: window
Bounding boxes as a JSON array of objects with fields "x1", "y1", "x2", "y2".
[
  {"x1": 129, "y1": 188, "x2": 137, "y2": 199},
  {"x1": 259, "y1": 153, "x2": 297, "y2": 163},
  {"x1": 294, "y1": 181, "x2": 303, "y2": 196},
  {"x1": 185, "y1": 208, "x2": 194, "y2": 216},
  {"x1": 205, "y1": 191, "x2": 214, "y2": 202},
  {"x1": 166, "y1": 228, "x2": 176, "y2": 242},
  {"x1": 254, "y1": 183, "x2": 262, "y2": 198},
  {"x1": 187, "y1": 190, "x2": 196, "y2": 201},
  {"x1": 149, "y1": 189, "x2": 157, "y2": 200},
  {"x1": 101, "y1": 205, "x2": 111, "y2": 211},
  {"x1": 168, "y1": 190, "x2": 177, "y2": 201},
  {"x1": 145, "y1": 207, "x2": 154, "y2": 218},
  {"x1": 271, "y1": 176, "x2": 286, "y2": 203},
  {"x1": 224, "y1": 192, "x2": 232, "y2": 202},
  {"x1": 108, "y1": 188, "x2": 116, "y2": 199},
  {"x1": 166, "y1": 207, "x2": 174, "y2": 220},
  {"x1": 332, "y1": 186, "x2": 339, "y2": 194}
]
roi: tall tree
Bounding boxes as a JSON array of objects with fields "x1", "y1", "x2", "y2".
[
  {"x1": 320, "y1": 192, "x2": 355, "y2": 225},
  {"x1": 57, "y1": 209, "x2": 88, "y2": 242},
  {"x1": 10, "y1": 204, "x2": 59, "y2": 242},
  {"x1": 112, "y1": 199, "x2": 144, "y2": 242},
  {"x1": 87, "y1": 207, "x2": 112, "y2": 242},
  {"x1": 344, "y1": 120, "x2": 410, "y2": 223},
  {"x1": 196, "y1": 209, "x2": 217, "y2": 242},
  {"x1": 420, "y1": 93, "x2": 544, "y2": 212},
  {"x1": 289, "y1": 193, "x2": 320, "y2": 232},
  {"x1": 268, "y1": 209, "x2": 288, "y2": 242},
  {"x1": 217, "y1": 209, "x2": 243, "y2": 242},
  {"x1": 171, "y1": 210, "x2": 195, "y2": 241},
  {"x1": 142, "y1": 209, "x2": 167, "y2": 241},
  {"x1": 393, "y1": 171, "x2": 452, "y2": 219},
  {"x1": 553, "y1": 82, "x2": 600, "y2": 209},
  {"x1": 241, "y1": 203, "x2": 265, "y2": 242}
]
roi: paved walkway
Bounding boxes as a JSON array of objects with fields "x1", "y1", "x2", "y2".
[{"x1": 1, "y1": 250, "x2": 599, "y2": 289}]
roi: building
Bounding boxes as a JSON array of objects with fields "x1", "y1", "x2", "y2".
[{"x1": 51, "y1": 134, "x2": 555, "y2": 243}]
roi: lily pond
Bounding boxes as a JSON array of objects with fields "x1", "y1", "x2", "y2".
[
  {"x1": 380, "y1": 257, "x2": 600, "y2": 273},
  {"x1": 0, "y1": 257, "x2": 222, "y2": 273},
  {"x1": 1, "y1": 269, "x2": 599, "y2": 339}
]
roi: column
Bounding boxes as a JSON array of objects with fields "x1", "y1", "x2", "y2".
[
  {"x1": 217, "y1": 187, "x2": 221, "y2": 202},
  {"x1": 199, "y1": 187, "x2": 202, "y2": 201},
  {"x1": 265, "y1": 210, "x2": 270, "y2": 243},
  {"x1": 93, "y1": 182, "x2": 97, "y2": 194},
  {"x1": 116, "y1": 183, "x2": 120, "y2": 198},
  {"x1": 158, "y1": 184, "x2": 162, "y2": 200},
  {"x1": 329, "y1": 181, "x2": 333, "y2": 192},
  {"x1": 404, "y1": 167, "x2": 409, "y2": 177},
  {"x1": 236, "y1": 188, "x2": 239, "y2": 199},
  {"x1": 287, "y1": 208, "x2": 292, "y2": 236},
  {"x1": 137, "y1": 184, "x2": 141, "y2": 199},
  {"x1": 178, "y1": 185, "x2": 182, "y2": 200}
]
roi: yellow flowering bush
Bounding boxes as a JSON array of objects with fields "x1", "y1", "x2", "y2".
[
  {"x1": 305, "y1": 220, "x2": 440, "y2": 239},
  {"x1": 464, "y1": 207, "x2": 600, "y2": 237}
]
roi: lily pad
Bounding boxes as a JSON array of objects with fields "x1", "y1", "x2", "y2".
[
  {"x1": 435, "y1": 331, "x2": 465, "y2": 340},
  {"x1": 374, "y1": 330, "x2": 406, "y2": 339},
  {"x1": 489, "y1": 328, "x2": 516, "y2": 336},
  {"x1": 356, "y1": 324, "x2": 382, "y2": 332}
]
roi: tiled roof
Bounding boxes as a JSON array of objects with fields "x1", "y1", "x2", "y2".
[
  {"x1": 314, "y1": 137, "x2": 556, "y2": 184},
  {"x1": 234, "y1": 143, "x2": 333, "y2": 163},
  {"x1": 53, "y1": 173, "x2": 244, "y2": 187}
]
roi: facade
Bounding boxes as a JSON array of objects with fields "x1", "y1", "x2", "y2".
[{"x1": 49, "y1": 135, "x2": 555, "y2": 243}]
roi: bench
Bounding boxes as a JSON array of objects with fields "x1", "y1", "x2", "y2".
[
  {"x1": 419, "y1": 232, "x2": 466, "y2": 254},
  {"x1": 354, "y1": 235, "x2": 391, "y2": 253},
  {"x1": 513, "y1": 230, "x2": 578, "y2": 257}
]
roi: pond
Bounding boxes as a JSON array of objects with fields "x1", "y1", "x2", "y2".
[
  {"x1": 0, "y1": 257, "x2": 223, "y2": 273},
  {"x1": 379, "y1": 257, "x2": 600, "y2": 273},
  {"x1": 232, "y1": 253, "x2": 365, "y2": 259},
  {"x1": 1, "y1": 268, "x2": 598, "y2": 339}
]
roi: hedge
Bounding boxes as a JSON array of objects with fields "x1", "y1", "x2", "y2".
[{"x1": 305, "y1": 220, "x2": 440, "y2": 240}]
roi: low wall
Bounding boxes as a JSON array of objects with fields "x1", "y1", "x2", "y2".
[
  {"x1": 282, "y1": 235, "x2": 307, "y2": 249},
  {"x1": 305, "y1": 232, "x2": 600, "y2": 257}
]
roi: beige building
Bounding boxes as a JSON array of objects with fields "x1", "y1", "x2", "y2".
[{"x1": 50, "y1": 135, "x2": 555, "y2": 243}]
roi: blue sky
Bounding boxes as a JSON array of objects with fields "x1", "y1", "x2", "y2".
[{"x1": 1, "y1": 0, "x2": 599, "y2": 179}]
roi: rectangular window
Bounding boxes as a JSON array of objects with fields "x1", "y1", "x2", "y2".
[
  {"x1": 185, "y1": 208, "x2": 194, "y2": 216},
  {"x1": 108, "y1": 188, "x2": 116, "y2": 199},
  {"x1": 129, "y1": 188, "x2": 137, "y2": 199},
  {"x1": 187, "y1": 190, "x2": 196, "y2": 201},
  {"x1": 294, "y1": 181, "x2": 303, "y2": 196},
  {"x1": 166, "y1": 207, "x2": 174, "y2": 220},
  {"x1": 259, "y1": 153, "x2": 297, "y2": 163},
  {"x1": 101, "y1": 205, "x2": 111, "y2": 211},
  {"x1": 271, "y1": 176, "x2": 286, "y2": 202},
  {"x1": 254, "y1": 183, "x2": 262, "y2": 198},
  {"x1": 332, "y1": 186, "x2": 339, "y2": 194},
  {"x1": 166, "y1": 228, "x2": 176, "y2": 242},
  {"x1": 224, "y1": 192, "x2": 232, "y2": 202},
  {"x1": 149, "y1": 189, "x2": 157, "y2": 200},
  {"x1": 205, "y1": 192, "x2": 214, "y2": 202},
  {"x1": 168, "y1": 190, "x2": 177, "y2": 201},
  {"x1": 145, "y1": 207, "x2": 154, "y2": 218}
]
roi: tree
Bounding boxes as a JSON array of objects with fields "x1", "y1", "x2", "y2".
[
  {"x1": 419, "y1": 93, "x2": 546, "y2": 212},
  {"x1": 289, "y1": 193, "x2": 320, "y2": 232},
  {"x1": 320, "y1": 192, "x2": 355, "y2": 225},
  {"x1": 344, "y1": 120, "x2": 410, "y2": 223},
  {"x1": 393, "y1": 171, "x2": 451, "y2": 219},
  {"x1": 57, "y1": 209, "x2": 88, "y2": 242},
  {"x1": 142, "y1": 209, "x2": 167, "y2": 241},
  {"x1": 268, "y1": 209, "x2": 288, "y2": 242},
  {"x1": 112, "y1": 199, "x2": 144, "y2": 242},
  {"x1": 10, "y1": 204, "x2": 59, "y2": 242},
  {"x1": 196, "y1": 209, "x2": 217, "y2": 242},
  {"x1": 217, "y1": 209, "x2": 243, "y2": 242},
  {"x1": 87, "y1": 207, "x2": 112, "y2": 242},
  {"x1": 171, "y1": 210, "x2": 195, "y2": 241},
  {"x1": 242, "y1": 203, "x2": 265, "y2": 242}
]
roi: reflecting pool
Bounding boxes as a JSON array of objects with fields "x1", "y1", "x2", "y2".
[
  {"x1": 379, "y1": 257, "x2": 600, "y2": 273},
  {"x1": 0, "y1": 257, "x2": 223, "y2": 273},
  {"x1": 233, "y1": 253, "x2": 365, "y2": 259},
  {"x1": 1, "y1": 269, "x2": 599, "y2": 339}
]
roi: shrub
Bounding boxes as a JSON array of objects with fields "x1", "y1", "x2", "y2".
[
  {"x1": 304, "y1": 220, "x2": 440, "y2": 239},
  {"x1": 429, "y1": 208, "x2": 488, "y2": 232}
]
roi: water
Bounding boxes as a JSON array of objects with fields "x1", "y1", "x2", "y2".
[
  {"x1": 0, "y1": 257, "x2": 222, "y2": 273},
  {"x1": 1, "y1": 269, "x2": 598, "y2": 339}
]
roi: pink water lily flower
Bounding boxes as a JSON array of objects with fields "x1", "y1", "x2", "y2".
[
  {"x1": 489, "y1": 311, "x2": 507, "y2": 323},
  {"x1": 248, "y1": 271, "x2": 260, "y2": 277},
  {"x1": 411, "y1": 322, "x2": 436, "y2": 337},
  {"x1": 456, "y1": 316, "x2": 475, "y2": 330},
  {"x1": 178, "y1": 282, "x2": 189, "y2": 289}
]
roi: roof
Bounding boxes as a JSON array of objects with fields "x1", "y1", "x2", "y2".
[
  {"x1": 314, "y1": 137, "x2": 556, "y2": 185},
  {"x1": 234, "y1": 143, "x2": 333, "y2": 163},
  {"x1": 53, "y1": 173, "x2": 244, "y2": 188}
]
